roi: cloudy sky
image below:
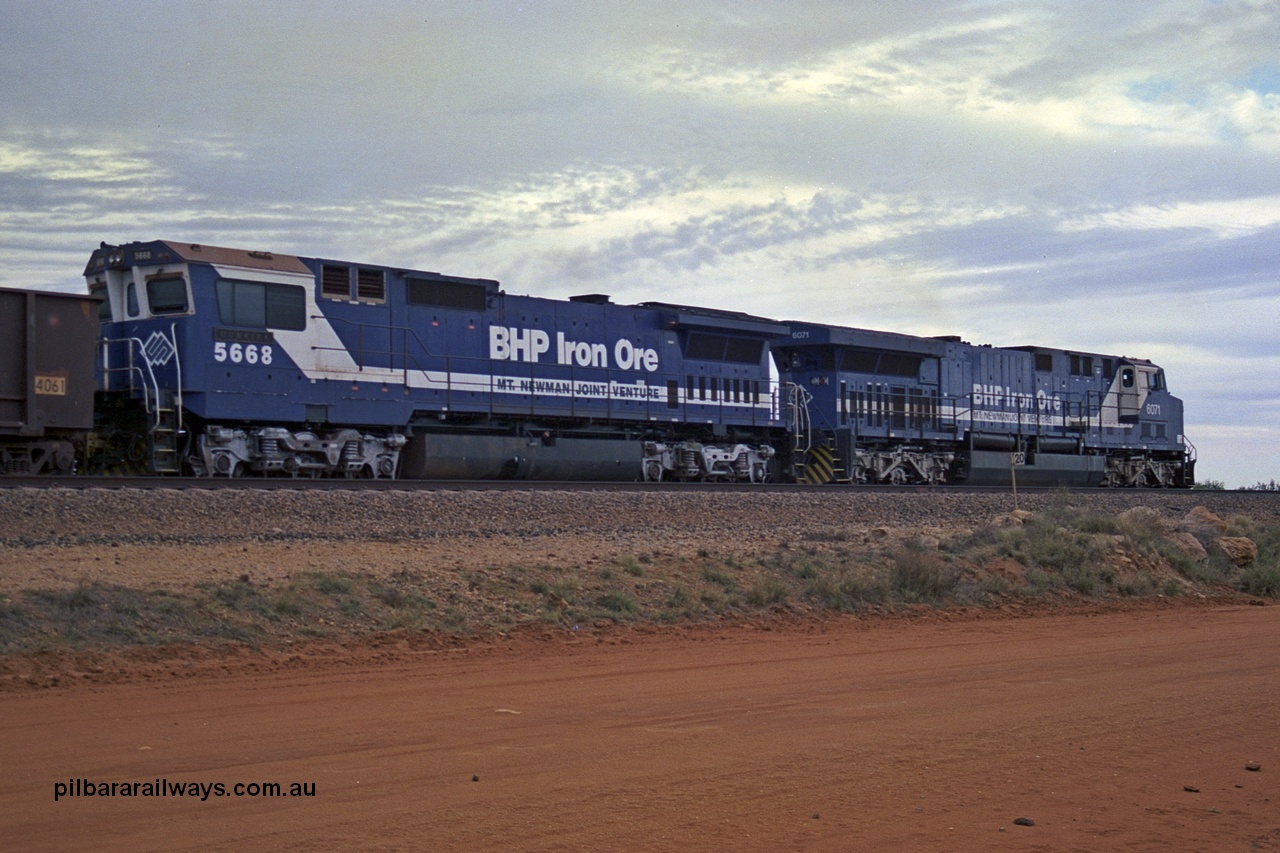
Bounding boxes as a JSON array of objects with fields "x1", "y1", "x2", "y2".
[{"x1": 2, "y1": 0, "x2": 1277, "y2": 486}]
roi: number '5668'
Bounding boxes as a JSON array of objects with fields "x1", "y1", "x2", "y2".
[{"x1": 214, "y1": 342, "x2": 273, "y2": 365}]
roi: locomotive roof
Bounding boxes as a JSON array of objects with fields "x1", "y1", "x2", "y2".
[
  {"x1": 779, "y1": 319, "x2": 952, "y2": 354},
  {"x1": 1007, "y1": 344, "x2": 1158, "y2": 367},
  {"x1": 782, "y1": 318, "x2": 1159, "y2": 367},
  {"x1": 87, "y1": 240, "x2": 311, "y2": 276},
  {"x1": 162, "y1": 241, "x2": 312, "y2": 274},
  {"x1": 637, "y1": 301, "x2": 788, "y2": 336}
]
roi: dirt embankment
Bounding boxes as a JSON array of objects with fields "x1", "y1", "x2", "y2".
[{"x1": 0, "y1": 487, "x2": 1276, "y2": 690}]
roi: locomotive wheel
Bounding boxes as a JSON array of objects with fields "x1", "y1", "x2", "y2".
[{"x1": 124, "y1": 435, "x2": 148, "y2": 464}]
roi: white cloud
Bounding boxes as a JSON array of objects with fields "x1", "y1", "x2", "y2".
[
  {"x1": 0, "y1": 136, "x2": 158, "y2": 185},
  {"x1": 1059, "y1": 195, "x2": 1280, "y2": 237},
  {"x1": 620, "y1": 3, "x2": 1280, "y2": 157}
]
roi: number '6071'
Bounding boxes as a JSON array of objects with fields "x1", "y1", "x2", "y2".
[{"x1": 214, "y1": 342, "x2": 273, "y2": 365}]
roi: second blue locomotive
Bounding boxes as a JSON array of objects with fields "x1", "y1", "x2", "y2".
[{"x1": 774, "y1": 323, "x2": 1193, "y2": 487}]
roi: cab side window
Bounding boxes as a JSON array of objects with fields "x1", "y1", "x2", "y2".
[
  {"x1": 90, "y1": 284, "x2": 112, "y2": 322},
  {"x1": 215, "y1": 279, "x2": 306, "y2": 330},
  {"x1": 147, "y1": 275, "x2": 189, "y2": 315}
]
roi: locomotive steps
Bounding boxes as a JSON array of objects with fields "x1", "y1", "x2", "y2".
[{"x1": 0, "y1": 488, "x2": 1276, "y2": 686}]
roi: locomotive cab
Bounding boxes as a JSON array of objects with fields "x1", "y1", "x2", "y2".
[
  {"x1": 1117, "y1": 363, "x2": 1141, "y2": 423},
  {"x1": 1114, "y1": 362, "x2": 1167, "y2": 424},
  {"x1": 1103, "y1": 360, "x2": 1165, "y2": 425},
  {"x1": 84, "y1": 242, "x2": 200, "y2": 473},
  {"x1": 86, "y1": 245, "x2": 194, "y2": 326}
]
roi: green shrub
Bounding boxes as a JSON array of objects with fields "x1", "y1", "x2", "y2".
[
  {"x1": 1116, "y1": 572, "x2": 1157, "y2": 597},
  {"x1": 548, "y1": 575, "x2": 581, "y2": 604},
  {"x1": 1024, "y1": 523, "x2": 1094, "y2": 572},
  {"x1": 1193, "y1": 479, "x2": 1226, "y2": 490},
  {"x1": 667, "y1": 586, "x2": 692, "y2": 610},
  {"x1": 803, "y1": 562, "x2": 888, "y2": 611},
  {"x1": 1225, "y1": 515, "x2": 1258, "y2": 538},
  {"x1": 272, "y1": 587, "x2": 303, "y2": 616},
  {"x1": 1239, "y1": 563, "x2": 1280, "y2": 597},
  {"x1": 746, "y1": 577, "x2": 789, "y2": 607},
  {"x1": 701, "y1": 567, "x2": 737, "y2": 591},
  {"x1": 210, "y1": 580, "x2": 258, "y2": 609},
  {"x1": 1061, "y1": 564, "x2": 1100, "y2": 595},
  {"x1": 793, "y1": 561, "x2": 819, "y2": 580},
  {"x1": 313, "y1": 573, "x2": 352, "y2": 595},
  {"x1": 598, "y1": 591, "x2": 638, "y2": 615},
  {"x1": 1040, "y1": 503, "x2": 1121, "y2": 535},
  {"x1": 890, "y1": 546, "x2": 958, "y2": 603},
  {"x1": 30, "y1": 584, "x2": 103, "y2": 611}
]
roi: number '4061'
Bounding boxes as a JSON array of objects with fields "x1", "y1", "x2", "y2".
[{"x1": 214, "y1": 342, "x2": 273, "y2": 365}]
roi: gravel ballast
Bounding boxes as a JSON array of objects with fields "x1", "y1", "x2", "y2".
[{"x1": 2, "y1": 487, "x2": 1277, "y2": 550}]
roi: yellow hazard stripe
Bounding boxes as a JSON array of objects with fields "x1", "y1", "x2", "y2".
[{"x1": 802, "y1": 445, "x2": 835, "y2": 484}]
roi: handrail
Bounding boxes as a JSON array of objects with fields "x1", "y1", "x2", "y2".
[
  {"x1": 168, "y1": 323, "x2": 183, "y2": 435},
  {"x1": 786, "y1": 383, "x2": 812, "y2": 456},
  {"x1": 100, "y1": 334, "x2": 162, "y2": 425}
]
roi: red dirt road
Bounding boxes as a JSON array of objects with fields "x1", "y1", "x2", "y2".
[{"x1": 3, "y1": 604, "x2": 1278, "y2": 852}]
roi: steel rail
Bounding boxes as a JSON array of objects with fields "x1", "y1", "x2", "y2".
[{"x1": 0, "y1": 475, "x2": 1250, "y2": 495}]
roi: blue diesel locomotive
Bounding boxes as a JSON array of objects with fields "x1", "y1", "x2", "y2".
[
  {"x1": 83, "y1": 240, "x2": 785, "y2": 481},
  {"x1": 0, "y1": 238, "x2": 1193, "y2": 486},
  {"x1": 774, "y1": 321, "x2": 1194, "y2": 487}
]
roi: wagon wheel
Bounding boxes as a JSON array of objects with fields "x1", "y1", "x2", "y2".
[{"x1": 124, "y1": 434, "x2": 148, "y2": 464}]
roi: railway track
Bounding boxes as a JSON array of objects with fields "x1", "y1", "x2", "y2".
[{"x1": 0, "y1": 474, "x2": 1250, "y2": 495}]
